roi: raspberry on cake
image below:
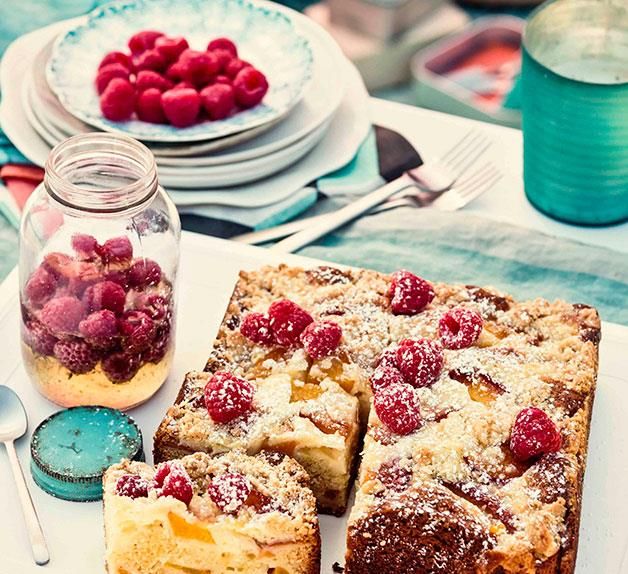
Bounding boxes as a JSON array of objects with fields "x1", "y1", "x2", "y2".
[{"x1": 103, "y1": 451, "x2": 320, "y2": 574}]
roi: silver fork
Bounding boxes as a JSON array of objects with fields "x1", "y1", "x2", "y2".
[
  {"x1": 372, "y1": 162, "x2": 502, "y2": 215},
  {"x1": 410, "y1": 131, "x2": 493, "y2": 193},
  {"x1": 234, "y1": 131, "x2": 494, "y2": 247},
  {"x1": 271, "y1": 135, "x2": 498, "y2": 253}
]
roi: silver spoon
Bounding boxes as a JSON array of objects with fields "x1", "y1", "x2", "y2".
[{"x1": 0, "y1": 385, "x2": 49, "y2": 565}]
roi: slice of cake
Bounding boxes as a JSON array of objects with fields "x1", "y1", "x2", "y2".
[
  {"x1": 155, "y1": 265, "x2": 393, "y2": 515},
  {"x1": 103, "y1": 450, "x2": 320, "y2": 574},
  {"x1": 345, "y1": 283, "x2": 600, "y2": 573}
]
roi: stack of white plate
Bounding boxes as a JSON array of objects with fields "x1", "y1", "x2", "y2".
[{"x1": 0, "y1": 0, "x2": 370, "y2": 210}]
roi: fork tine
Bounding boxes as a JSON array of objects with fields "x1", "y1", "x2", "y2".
[
  {"x1": 445, "y1": 163, "x2": 495, "y2": 194},
  {"x1": 438, "y1": 130, "x2": 477, "y2": 164},
  {"x1": 446, "y1": 136, "x2": 492, "y2": 179},
  {"x1": 458, "y1": 170, "x2": 501, "y2": 199},
  {"x1": 441, "y1": 132, "x2": 486, "y2": 167},
  {"x1": 432, "y1": 167, "x2": 501, "y2": 211},
  {"x1": 457, "y1": 172, "x2": 502, "y2": 202}
]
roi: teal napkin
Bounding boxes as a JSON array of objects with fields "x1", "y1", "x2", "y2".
[
  {"x1": 316, "y1": 130, "x2": 382, "y2": 196},
  {"x1": 181, "y1": 129, "x2": 378, "y2": 230},
  {"x1": 300, "y1": 207, "x2": 628, "y2": 326}
]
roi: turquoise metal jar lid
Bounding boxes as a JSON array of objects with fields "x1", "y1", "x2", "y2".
[{"x1": 30, "y1": 406, "x2": 144, "y2": 502}]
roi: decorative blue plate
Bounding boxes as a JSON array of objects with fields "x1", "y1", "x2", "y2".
[{"x1": 46, "y1": 0, "x2": 313, "y2": 143}]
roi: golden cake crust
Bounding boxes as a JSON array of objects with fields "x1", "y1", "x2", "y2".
[
  {"x1": 346, "y1": 292, "x2": 600, "y2": 574},
  {"x1": 154, "y1": 263, "x2": 599, "y2": 572},
  {"x1": 104, "y1": 451, "x2": 320, "y2": 574}
]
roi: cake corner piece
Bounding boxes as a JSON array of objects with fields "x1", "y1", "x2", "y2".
[{"x1": 103, "y1": 450, "x2": 321, "y2": 574}]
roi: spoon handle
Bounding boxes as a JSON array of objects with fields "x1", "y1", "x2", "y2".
[{"x1": 5, "y1": 441, "x2": 50, "y2": 565}]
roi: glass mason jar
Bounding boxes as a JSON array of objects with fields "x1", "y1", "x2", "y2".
[{"x1": 19, "y1": 134, "x2": 180, "y2": 410}]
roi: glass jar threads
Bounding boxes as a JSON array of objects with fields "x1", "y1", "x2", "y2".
[{"x1": 19, "y1": 134, "x2": 180, "y2": 409}]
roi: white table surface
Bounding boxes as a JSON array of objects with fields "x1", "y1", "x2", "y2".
[
  {"x1": 0, "y1": 93, "x2": 627, "y2": 573},
  {"x1": 0, "y1": 233, "x2": 627, "y2": 574},
  {"x1": 368, "y1": 98, "x2": 628, "y2": 254}
]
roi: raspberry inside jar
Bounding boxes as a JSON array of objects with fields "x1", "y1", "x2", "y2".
[{"x1": 19, "y1": 134, "x2": 180, "y2": 410}]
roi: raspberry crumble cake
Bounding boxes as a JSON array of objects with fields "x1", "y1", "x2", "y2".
[
  {"x1": 103, "y1": 451, "x2": 320, "y2": 574},
  {"x1": 154, "y1": 264, "x2": 599, "y2": 573}
]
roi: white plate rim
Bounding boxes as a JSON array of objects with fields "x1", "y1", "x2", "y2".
[{"x1": 158, "y1": 119, "x2": 331, "y2": 188}]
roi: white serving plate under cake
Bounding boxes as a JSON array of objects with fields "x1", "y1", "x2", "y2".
[{"x1": 0, "y1": 232, "x2": 627, "y2": 574}]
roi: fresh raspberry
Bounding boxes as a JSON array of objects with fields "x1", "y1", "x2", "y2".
[
  {"x1": 71, "y1": 234, "x2": 100, "y2": 260},
  {"x1": 172, "y1": 81, "x2": 195, "y2": 91},
  {"x1": 79, "y1": 310, "x2": 119, "y2": 349},
  {"x1": 208, "y1": 473, "x2": 252, "y2": 514},
  {"x1": 165, "y1": 61, "x2": 185, "y2": 82},
  {"x1": 128, "y1": 30, "x2": 164, "y2": 54},
  {"x1": 204, "y1": 371, "x2": 255, "y2": 424},
  {"x1": 161, "y1": 88, "x2": 201, "y2": 127},
  {"x1": 137, "y1": 294, "x2": 170, "y2": 322},
  {"x1": 83, "y1": 281, "x2": 126, "y2": 315},
  {"x1": 233, "y1": 67, "x2": 268, "y2": 109},
  {"x1": 116, "y1": 474, "x2": 149, "y2": 499},
  {"x1": 388, "y1": 269, "x2": 435, "y2": 315},
  {"x1": 102, "y1": 351, "x2": 141, "y2": 383},
  {"x1": 128, "y1": 259, "x2": 162, "y2": 288},
  {"x1": 267, "y1": 299, "x2": 313, "y2": 347},
  {"x1": 214, "y1": 75, "x2": 231, "y2": 85},
  {"x1": 118, "y1": 310, "x2": 156, "y2": 353},
  {"x1": 136, "y1": 70, "x2": 173, "y2": 93},
  {"x1": 370, "y1": 365, "x2": 404, "y2": 394},
  {"x1": 53, "y1": 339, "x2": 99, "y2": 374},
  {"x1": 67, "y1": 275, "x2": 99, "y2": 298},
  {"x1": 211, "y1": 49, "x2": 233, "y2": 73},
  {"x1": 200, "y1": 83, "x2": 234, "y2": 120},
  {"x1": 24, "y1": 266, "x2": 57, "y2": 306},
  {"x1": 439, "y1": 307, "x2": 483, "y2": 350},
  {"x1": 510, "y1": 407, "x2": 562, "y2": 462},
  {"x1": 240, "y1": 312, "x2": 274, "y2": 345},
  {"x1": 395, "y1": 338, "x2": 444, "y2": 388},
  {"x1": 153, "y1": 461, "x2": 172, "y2": 487},
  {"x1": 300, "y1": 320, "x2": 342, "y2": 360},
  {"x1": 373, "y1": 383, "x2": 421, "y2": 435},
  {"x1": 377, "y1": 347, "x2": 400, "y2": 370},
  {"x1": 100, "y1": 78, "x2": 136, "y2": 121},
  {"x1": 157, "y1": 462, "x2": 194, "y2": 505},
  {"x1": 224, "y1": 58, "x2": 250, "y2": 79},
  {"x1": 100, "y1": 236, "x2": 133, "y2": 265},
  {"x1": 154, "y1": 36, "x2": 189, "y2": 63},
  {"x1": 104, "y1": 269, "x2": 130, "y2": 290},
  {"x1": 136, "y1": 88, "x2": 167, "y2": 123},
  {"x1": 99, "y1": 51, "x2": 133, "y2": 72},
  {"x1": 96, "y1": 63, "x2": 130, "y2": 94},
  {"x1": 178, "y1": 49, "x2": 220, "y2": 87},
  {"x1": 40, "y1": 296, "x2": 85, "y2": 336},
  {"x1": 207, "y1": 37, "x2": 238, "y2": 57},
  {"x1": 134, "y1": 49, "x2": 167, "y2": 73},
  {"x1": 23, "y1": 321, "x2": 57, "y2": 356},
  {"x1": 143, "y1": 325, "x2": 170, "y2": 363}
]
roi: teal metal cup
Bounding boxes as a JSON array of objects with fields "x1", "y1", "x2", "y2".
[{"x1": 521, "y1": 0, "x2": 628, "y2": 226}]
